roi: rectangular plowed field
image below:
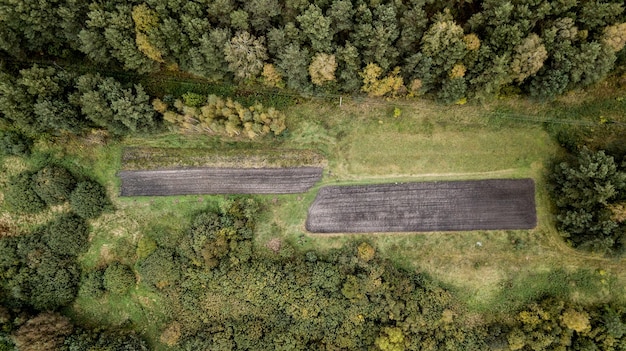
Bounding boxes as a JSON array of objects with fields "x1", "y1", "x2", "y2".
[
  {"x1": 118, "y1": 167, "x2": 323, "y2": 196},
  {"x1": 306, "y1": 179, "x2": 536, "y2": 233}
]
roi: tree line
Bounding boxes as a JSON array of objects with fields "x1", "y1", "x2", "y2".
[
  {"x1": 0, "y1": 64, "x2": 156, "y2": 138},
  {"x1": 1, "y1": 0, "x2": 625, "y2": 100}
]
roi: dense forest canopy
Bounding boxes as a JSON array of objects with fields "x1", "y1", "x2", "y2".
[{"x1": 1, "y1": 0, "x2": 625, "y2": 99}]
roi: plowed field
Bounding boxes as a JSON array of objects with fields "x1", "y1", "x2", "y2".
[
  {"x1": 306, "y1": 179, "x2": 536, "y2": 233},
  {"x1": 118, "y1": 167, "x2": 323, "y2": 196}
]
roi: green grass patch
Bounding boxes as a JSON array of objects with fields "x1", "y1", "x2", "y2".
[
  {"x1": 121, "y1": 146, "x2": 326, "y2": 170},
  {"x1": 70, "y1": 285, "x2": 172, "y2": 350}
]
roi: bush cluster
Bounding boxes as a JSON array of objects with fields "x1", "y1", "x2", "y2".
[
  {"x1": 4, "y1": 164, "x2": 110, "y2": 219},
  {"x1": 158, "y1": 94, "x2": 286, "y2": 139}
]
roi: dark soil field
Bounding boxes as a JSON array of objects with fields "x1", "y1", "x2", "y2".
[
  {"x1": 118, "y1": 167, "x2": 323, "y2": 196},
  {"x1": 306, "y1": 179, "x2": 536, "y2": 233}
]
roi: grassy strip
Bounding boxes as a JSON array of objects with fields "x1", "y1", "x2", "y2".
[{"x1": 121, "y1": 147, "x2": 326, "y2": 170}]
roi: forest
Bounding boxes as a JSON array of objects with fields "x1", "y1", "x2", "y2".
[
  {"x1": 0, "y1": 0, "x2": 624, "y2": 100},
  {"x1": 1, "y1": 0, "x2": 626, "y2": 350}
]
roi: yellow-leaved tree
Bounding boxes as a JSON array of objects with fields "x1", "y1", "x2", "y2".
[
  {"x1": 602, "y1": 22, "x2": 626, "y2": 53},
  {"x1": 132, "y1": 4, "x2": 164, "y2": 63},
  {"x1": 262, "y1": 63, "x2": 283, "y2": 88},
  {"x1": 360, "y1": 63, "x2": 405, "y2": 97},
  {"x1": 511, "y1": 34, "x2": 548, "y2": 83},
  {"x1": 375, "y1": 327, "x2": 405, "y2": 351},
  {"x1": 309, "y1": 53, "x2": 337, "y2": 86}
]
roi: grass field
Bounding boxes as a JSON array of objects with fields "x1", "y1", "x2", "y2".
[
  {"x1": 5, "y1": 86, "x2": 624, "y2": 347},
  {"x1": 255, "y1": 95, "x2": 626, "y2": 318}
]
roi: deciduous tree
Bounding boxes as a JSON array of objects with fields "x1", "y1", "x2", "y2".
[
  {"x1": 309, "y1": 53, "x2": 337, "y2": 86},
  {"x1": 223, "y1": 31, "x2": 268, "y2": 81},
  {"x1": 12, "y1": 312, "x2": 73, "y2": 351},
  {"x1": 32, "y1": 165, "x2": 76, "y2": 206},
  {"x1": 70, "y1": 181, "x2": 111, "y2": 219}
]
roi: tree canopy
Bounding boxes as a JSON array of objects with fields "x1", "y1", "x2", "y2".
[{"x1": 1, "y1": 0, "x2": 623, "y2": 100}]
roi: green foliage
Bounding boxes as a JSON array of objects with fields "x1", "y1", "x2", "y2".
[
  {"x1": 137, "y1": 248, "x2": 181, "y2": 289},
  {"x1": 1, "y1": 0, "x2": 625, "y2": 100},
  {"x1": 103, "y1": 263, "x2": 135, "y2": 295},
  {"x1": 0, "y1": 66, "x2": 84, "y2": 135},
  {"x1": 32, "y1": 165, "x2": 76, "y2": 206},
  {"x1": 550, "y1": 148, "x2": 626, "y2": 251},
  {"x1": 375, "y1": 327, "x2": 405, "y2": 351},
  {"x1": 357, "y1": 4, "x2": 400, "y2": 71},
  {"x1": 3, "y1": 172, "x2": 46, "y2": 214},
  {"x1": 29, "y1": 253, "x2": 81, "y2": 311},
  {"x1": 70, "y1": 181, "x2": 110, "y2": 219},
  {"x1": 78, "y1": 270, "x2": 105, "y2": 299},
  {"x1": 437, "y1": 77, "x2": 468, "y2": 103},
  {"x1": 79, "y1": 3, "x2": 156, "y2": 73},
  {"x1": 0, "y1": 131, "x2": 32, "y2": 157},
  {"x1": 186, "y1": 28, "x2": 230, "y2": 81},
  {"x1": 0, "y1": 338, "x2": 13, "y2": 351},
  {"x1": 420, "y1": 12, "x2": 467, "y2": 77},
  {"x1": 145, "y1": 224, "x2": 184, "y2": 250},
  {"x1": 75, "y1": 74, "x2": 156, "y2": 136},
  {"x1": 44, "y1": 214, "x2": 89, "y2": 257},
  {"x1": 245, "y1": 0, "x2": 281, "y2": 32},
  {"x1": 136, "y1": 237, "x2": 157, "y2": 261},
  {"x1": 161, "y1": 94, "x2": 286, "y2": 138},
  {"x1": 277, "y1": 43, "x2": 311, "y2": 91},
  {"x1": 501, "y1": 298, "x2": 626, "y2": 351},
  {"x1": 181, "y1": 92, "x2": 205, "y2": 107},
  {"x1": 297, "y1": 4, "x2": 332, "y2": 53},
  {"x1": 63, "y1": 329, "x2": 149, "y2": 351}
]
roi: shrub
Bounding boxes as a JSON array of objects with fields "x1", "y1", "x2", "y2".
[
  {"x1": 29, "y1": 253, "x2": 81, "y2": 310},
  {"x1": 182, "y1": 92, "x2": 205, "y2": 107},
  {"x1": 79, "y1": 270, "x2": 105, "y2": 298},
  {"x1": 161, "y1": 94, "x2": 287, "y2": 139},
  {"x1": 3, "y1": 172, "x2": 46, "y2": 213},
  {"x1": 103, "y1": 263, "x2": 135, "y2": 295},
  {"x1": 70, "y1": 181, "x2": 110, "y2": 219},
  {"x1": 136, "y1": 237, "x2": 157, "y2": 260},
  {"x1": 32, "y1": 165, "x2": 76, "y2": 205},
  {"x1": 0, "y1": 130, "x2": 32, "y2": 156},
  {"x1": 137, "y1": 248, "x2": 181, "y2": 289},
  {"x1": 44, "y1": 213, "x2": 89, "y2": 256},
  {"x1": 146, "y1": 225, "x2": 184, "y2": 249},
  {"x1": 437, "y1": 77, "x2": 467, "y2": 103},
  {"x1": 357, "y1": 242, "x2": 375, "y2": 262}
]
